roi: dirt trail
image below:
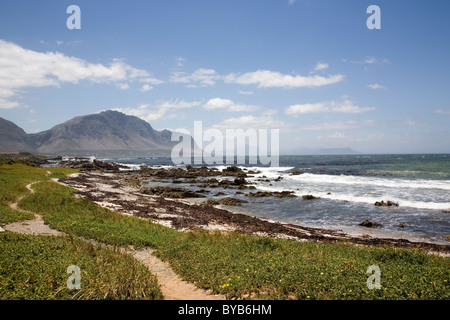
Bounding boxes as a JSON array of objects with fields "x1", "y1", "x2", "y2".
[
  {"x1": 4, "y1": 181, "x2": 64, "y2": 236},
  {"x1": 129, "y1": 248, "x2": 224, "y2": 300},
  {"x1": 2, "y1": 177, "x2": 225, "y2": 300}
]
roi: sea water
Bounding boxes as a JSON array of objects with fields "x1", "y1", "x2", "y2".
[{"x1": 105, "y1": 154, "x2": 450, "y2": 244}]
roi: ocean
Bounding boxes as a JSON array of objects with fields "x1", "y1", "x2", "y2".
[{"x1": 103, "y1": 154, "x2": 450, "y2": 244}]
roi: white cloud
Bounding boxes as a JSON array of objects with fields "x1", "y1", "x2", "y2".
[
  {"x1": 367, "y1": 83, "x2": 387, "y2": 90},
  {"x1": 0, "y1": 39, "x2": 162, "y2": 108},
  {"x1": 403, "y1": 119, "x2": 426, "y2": 126},
  {"x1": 0, "y1": 99, "x2": 22, "y2": 109},
  {"x1": 262, "y1": 109, "x2": 278, "y2": 116},
  {"x1": 175, "y1": 57, "x2": 186, "y2": 67},
  {"x1": 140, "y1": 84, "x2": 153, "y2": 92},
  {"x1": 434, "y1": 109, "x2": 450, "y2": 115},
  {"x1": 163, "y1": 127, "x2": 191, "y2": 135},
  {"x1": 224, "y1": 69, "x2": 343, "y2": 88},
  {"x1": 239, "y1": 90, "x2": 254, "y2": 95},
  {"x1": 213, "y1": 115, "x2": 289, "y2": 130},
  {"x1": 114, "y1": 99, "x2": 201, "y2": 123},
  {"x1": 117, "y1": 83, "x2": 130, "y2": 90},
  {"x1": 317, "y1": 132, "x2": 385, "y2": 142},
  {"x1": 312, "y1": 62, "x2": 329, "y2": 72},
  {"x1": 364, "y1": 56, "x2": 377, "y2": 64},
  {"x1": 346, "y1": 56, "x2": 390, "y2": 65},
  {"x1": 170, "y1": 68, "x2": 220, "y2": 87},
  {"x1": 285, "y1": 99, "x2": 375, "y2": 115},
  {"x1": 288, "y1": 0, "x2": 297, "y2": 6},
  {"x1": 203, "y1": 98, "x2": 259, "y2": 112},
  {"x1": 300, "y1": 120, "x2": 375, "y2": 131},
  {"x1": 140, "y1": 77, "x2": 164, "y2": 85}
]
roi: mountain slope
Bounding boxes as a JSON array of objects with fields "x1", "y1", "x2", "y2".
[
  {"x1": 1, "y1": 111, "x2": 176, "y2": 156},
  {"x1": 0, "y1": 117, "x2": 30, "y2": 152}
]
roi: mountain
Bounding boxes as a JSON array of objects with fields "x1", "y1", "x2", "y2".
[
  {"x1": 0, "y1": 111, "x2": 177, "y2": 156},
  {"x1": 0, "y1": 117, "x2": 30, "y2": 152}
]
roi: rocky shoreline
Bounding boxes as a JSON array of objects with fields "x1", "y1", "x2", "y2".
[{"x1": 55, "y1": 160, "x2": 450, "y2": 256}]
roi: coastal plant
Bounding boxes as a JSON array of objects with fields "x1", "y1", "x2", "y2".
[
  {"x1": 0, "y1": 232, "x2": 162, "y2": 300},
  {"x1": 155, "y1": 232, "x2": 449, "y2": 300}
]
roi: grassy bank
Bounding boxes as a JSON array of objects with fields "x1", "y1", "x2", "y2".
[
  {"x1": 1, "y1": 162, "x2": 449, "y2": 300},
  {"x1": 0, "y1": 163, "x2": 163, "y2": 300},
  {"x1": 157, "y1": 231, "x2": 449, "y2": 299},
  {"x1": 0, "y1": 233, "x2": 162, "y2": 300}
]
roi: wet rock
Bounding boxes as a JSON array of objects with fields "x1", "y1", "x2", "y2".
[
  {"x1": 245, "y1": 191, "x2": 273, "y2": 197},
  {"x1": 290, "y1": 170, "x2": 303, "y2": 175},
  {"x1": 205, "y1": 197, "x2": 248, "y2": 206},
  {"x1": 233, "y1": 177, "x2": 247, "y2": 185},
  {"x1": 60, "y1": 159, "x2": 124, "y2": 172},
  {"x1": 302, "y1": 195, "x2": 318, "y2": 200},
  {"x1": 374, "y1": 200, "x2": 399, "y2": 207},
  {"x1": 273, "y1": 191, "x2": 297, "y2": 198},
  {"x1": 359, "y1": 220, "x2": 382, "y2": 228},
  {"x1": 140, "y1": 165, "x2": 220, "y2": 179},
  {"x1": 221, "y1": 166, "x2": 247, "y2": 177},
  {"x1": 139, "y1": 186, "x2": 205, "y2": 198}
]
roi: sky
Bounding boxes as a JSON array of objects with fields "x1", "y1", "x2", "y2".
[{"x1": 0, "y1": 0, "x2": 449, "y2": 154}]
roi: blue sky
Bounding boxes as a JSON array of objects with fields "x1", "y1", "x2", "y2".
[{"x1": 0, "y1": 0, "x2": 449, "y2": 154}]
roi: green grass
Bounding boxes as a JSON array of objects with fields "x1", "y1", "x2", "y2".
[
  {"x1": 0, "y1": 163, "x2": 77, "y2": 225},
  {"x1": 1, "y1": 162, "x2": 449, "y2": 300},
  {"x1": 155, "y1": 232, "x2": 449, "y2": 300},
  {"x1": 19, "y1": 180, "x2": 181, "y2": 248},
  {"x1": 0, "y1": 203, "x2": 34, "y2": 225},
  {"x1": 0, "y1": 232, "x2": 162, "y2": 300}
]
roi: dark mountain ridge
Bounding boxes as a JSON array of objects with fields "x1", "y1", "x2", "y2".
[{"x1": 0, "y1": 110, "x2": 176, "y2": 156}]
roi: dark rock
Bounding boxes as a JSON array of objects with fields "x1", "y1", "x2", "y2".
[
  {"x1": 273, "y1": 191, "x2": 297, "y2": 198},
  {"x1": 233, "y1": 177, "x2": 247, "y2": 185},
  {"x1": 205, "y1": 197, "x2": 248, "y2": 206},
  {"x1": 359, "y1": 220, "x2": 382, "y2": 228},
  {"x1": 245, "y1": 191, "x2": 273, "y2": 197},
  {"x1": 374, "y1": 200, "x2": 399, "y2": 207},
  {"x1": 139, "y1": 186, "x2": 205, "y2": 198},
  {"x1": 302, "y1": 195, "x2": 318, "y2": 200},
  {"x1": 221, "y1": 166, "x2": 247, "y2": 177}
]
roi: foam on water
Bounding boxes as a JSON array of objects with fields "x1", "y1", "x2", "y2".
[{"x1": 246, "y1": 170, "x2": 450, "y2": 211}]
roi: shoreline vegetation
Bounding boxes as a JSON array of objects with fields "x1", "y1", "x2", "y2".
[{"x1": 0, "y1": 154, "x2": 449, "y2": 300}]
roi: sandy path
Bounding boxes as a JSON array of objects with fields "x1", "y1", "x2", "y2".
[
  {"x1": 129, "y1": 248, "x2": 224, "y2": 300},
  {"x1": 4, "y1": 181, "x2": 64, "y2": 236},
  {"x1": 2, "y1": 177, "x2": 225, "y2": 300}
]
